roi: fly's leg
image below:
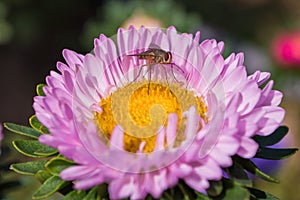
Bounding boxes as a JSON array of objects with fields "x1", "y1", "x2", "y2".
[
  {"x1": 148, "y1": 64, "x2": 152, "y2": 94},
  {"x1": 126, "y1": 64, "x2": 149, "y2": 87},
  {"x1": 171, "y1": 63, "x2": 185, "y2": 86},
  {"x1": 157, "y1": 64, "x2": 170, "y2": 87}
]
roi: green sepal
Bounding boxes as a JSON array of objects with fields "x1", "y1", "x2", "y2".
[
  {"x1": 46, "y1": 157, "x2": 75, "y2": 176},
  {"x1": 10, "y1": 160, "x2": 47, "y2": 175},
  {"x1": 63, "y1": 190, "x2": 87, "y2": 200},
  {"x1": 195, "y1": 191, "x2": 210, "y2": 200},
  {"x1": 227, "y1": 162, "x2": 252, "y2": 187},
  {"x1": 247, "y1": 187, "x2": 279, "y2": 200},
  {"x1": 35, "y1": 148, "x2": 58, "y2": 156},
  {"x1": 83, "y1": 186, "x2": 99, "y2": 200},
  {"x1": 29, "y1": 115, "x2": 49, "y2": 134},
  {"x1": 98, "y1": 184, "x2": 109, "y2": 199},
  {"x1": 177, "y1": 181, "x2": 199, "y2": 200},
  {"x1": 12, "y1": 140, "x2": 58, "y2": 158},
  {"x1": 36, "y1": 84, "x2": 46, "y2": 96},
  {"x1": 206, "y1": 180, "x2": 223, "y2": 197},
  {"x1": 4, "y1": 122, "x2": 41, "y2": 139},
  {"x1": 35, "y1": 170, "x2": 53, "y2": 183},
  {"x1": 221, "y1": 179, "x2": 250, "y2": 200},
  {"x1": 253, "y1": 126, "x2": 288, "y2": 147},
  {"x1": 255, "y1": 147, "x2": 298, "y2": 160},
  {"x1": 32, "y1": 176, "x2": 68, "y2": 199},
  {"x1": 233, "y1": 156, "x2": 279, "y2": 183}
]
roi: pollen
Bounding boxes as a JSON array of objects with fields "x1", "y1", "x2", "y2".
[{"x1": 94, "y1": 80, "x2": 207, "y2": 153}]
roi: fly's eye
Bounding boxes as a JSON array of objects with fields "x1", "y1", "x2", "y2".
[{"x1": 164, "y1": 52, "x2": 172, "y2": 62}]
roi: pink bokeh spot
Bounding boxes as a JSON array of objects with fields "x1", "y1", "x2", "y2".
[{"x1": 272, "y1": 30, "x2": 300, "y2": 67}]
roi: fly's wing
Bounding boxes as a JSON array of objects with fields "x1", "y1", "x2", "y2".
[
  {"x1": 126, "y1": 52, "x2": 155, "y2": 58},
  {"x1": 148, "y1": 43, "x2": 161, "y2": 50},
  {"x1": 126, "y1": 43, "x2": 161, "y2": 58},
  {"x1": 127, "y1": 49, "x2": 155, "y2": 59},
  {"x1": 148, "y1": 44, "x2": 168, "y2": 56}
]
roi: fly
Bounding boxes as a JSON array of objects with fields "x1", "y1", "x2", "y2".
[{"x1": 127, "y1": 45, "x2": 184, "y2": 93}]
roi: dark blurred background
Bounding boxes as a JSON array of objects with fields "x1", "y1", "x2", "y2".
[{"x1": 0, "y1": 0, "x2": 299, "y2": 199}]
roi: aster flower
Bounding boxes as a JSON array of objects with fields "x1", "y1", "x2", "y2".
[
  {"x1": 5, "y1": 26, "x2": 297, "y2": 200},
  {"x1": 30, "y1": 26, "x2": 285, "y2": 199}
]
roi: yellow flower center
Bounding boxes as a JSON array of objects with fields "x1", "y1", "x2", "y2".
[{"x1": 95, "y1": 80, "x2": 207, "y2": 153}]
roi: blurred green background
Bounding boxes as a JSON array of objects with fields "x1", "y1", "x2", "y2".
[{"x1": 0, "y1": 0, "x2": 299, "y2": 199}]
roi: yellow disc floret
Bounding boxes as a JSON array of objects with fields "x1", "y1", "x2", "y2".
[{"x1": 95, "y1": 80, "x2": 207, "y2": 153}]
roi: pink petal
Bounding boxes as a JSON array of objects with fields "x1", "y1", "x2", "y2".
[
  {"x1": 110, "y1": 125, "x2": 124, "y2": 150},
  {"x1": 166, "y1": 113, "x2": 178, "y2": 148},
  {"x1": 237, "y1": 137, "x2": 259, "y2": 158}
]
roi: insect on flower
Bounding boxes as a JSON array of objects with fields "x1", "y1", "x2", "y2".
[{"x1": 126, "y1": 44, "x2": 185, "y2": 92}]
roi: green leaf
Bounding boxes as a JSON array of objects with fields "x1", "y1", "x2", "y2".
[
  {"x1": 32, "y1": 176, "x2": 68, "y2": 199},
  {"x1": 234, "y1": 156, "x2": 279, "y2": 183},
  {"x1": 12, "y1": 140, "x2": 58, "y2": 158},
  {"x1": 222, "y1": 179, "x2": 250, "y2": 200},
  {"x1": 227, "y1": 162, "x2": 252, "y2": 187},
  {"x1": 63, "y1": 190, "x2": 87, "y2": 200},
  {"x1": 10, "y1": 160, "x2": 47, "y2": 175},
  {"x1": 4, "y1": 122, "x2": 41, "y2": 139},
  {"x1": 247, "y1": 187, "x2": 279, "y2": 200},
  {"x1": 255, "y1": 147, "x2": 298, "y2": 160},
  {"x1": 29, "y1": 115, "x2": 49, "y2": 134},
  {"x1": 206, "y1": 180, "x2": 223, "y2": 197},
  {"x1": 253, "y1": 126, "x2": 288, "y2": 147},
  {"x1": 35, "y1": 170, "x2": 53, "y2": 183},
  {"x1": 46, "y1": 157, "x2": 74, "y2": 176},
  {"x1": 36, "y1": 84, "x2": 46, "y2": 96},
  {"x1": 83, "y1": 186, "x2": 99, "y2": 200}
]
